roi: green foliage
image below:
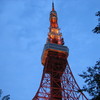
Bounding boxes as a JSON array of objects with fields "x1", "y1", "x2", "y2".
[
  {"x1": 0, "y1": 89, "x2": 10, "y2": 100},
  {"x1": 79, "y1": 60, "x2": 100, "y2": 100},
  {"x1": 2, "y1": 95, "x2": 10, "y2": 100}
]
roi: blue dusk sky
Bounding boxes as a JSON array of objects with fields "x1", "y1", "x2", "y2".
[{"x1": 0, "y1": 0, "x2": 100, "y2": 100}]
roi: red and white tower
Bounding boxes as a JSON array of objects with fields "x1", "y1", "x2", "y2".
[{"x1": 33, "y1": 2, "x2": 88, "y2": 100}]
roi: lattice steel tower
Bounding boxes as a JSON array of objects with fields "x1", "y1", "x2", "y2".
[{"x1": 33, "y1": 2, "x2": 88, "y2": 100}]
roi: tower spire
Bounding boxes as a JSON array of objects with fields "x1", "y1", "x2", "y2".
[
  {"x1": 47, "y1": 2, "x2": 64, "y2": 45},
  {"x1": 52, "y1": 2, "x2": 55, "y2": 11}
]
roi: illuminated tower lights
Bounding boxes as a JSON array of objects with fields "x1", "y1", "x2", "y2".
[{"x1": 33, "y1": 2, "x2": 88, "y2": 100}]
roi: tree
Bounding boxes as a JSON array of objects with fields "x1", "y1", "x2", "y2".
[
  {"x1": 2, "y1": 95, "x2": 10, "y2": 100},
  {"x1": 92, "y1": 11, "x2": 100, "y2": 34},
  {"x1": 0, "y1": 89, "x2": 10, "y2": 100},
  {"x1": 79, "y1": 59, "x2": 100, "y2": 100}
]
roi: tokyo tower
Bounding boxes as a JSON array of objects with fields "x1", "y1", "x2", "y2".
[{"x1": 33, "y1": 2, "x2": 88, "y2": 100}]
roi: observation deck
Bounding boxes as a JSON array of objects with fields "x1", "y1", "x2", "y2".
[{"x1": 41, "y1": 43, "x2": 69, "y2": 66}]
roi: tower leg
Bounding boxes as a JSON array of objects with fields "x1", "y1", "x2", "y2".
[{"x1": 50, "y1": 73, "x2": 62, "y2": 100}]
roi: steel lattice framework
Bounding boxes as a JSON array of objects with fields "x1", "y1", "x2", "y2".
[
  {"x1": 33, "y1": 49, "x2": 88, "y2": 100},
  {"x1": 32, "y1": 2, "x2": 88, "y2": 100}
]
